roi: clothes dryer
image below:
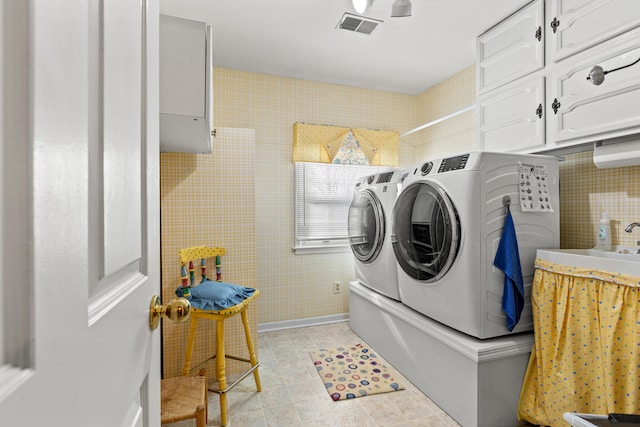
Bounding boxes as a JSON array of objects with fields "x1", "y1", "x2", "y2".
[
  {"x1": 392, "y1": 152, "x2": 559, "y2": 339},
  {"x1": 348, "y1": 169, "x2": 405, "y2": 300}
]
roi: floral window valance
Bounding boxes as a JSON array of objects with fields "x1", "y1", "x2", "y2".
[{"x1": 292, "y1": 122, "x2": 399, "y2": 166}]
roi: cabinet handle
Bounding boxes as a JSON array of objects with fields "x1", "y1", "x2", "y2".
[
  {"x1": 536, "y1": 103, "x2": 543, "y2": 119},
  {"x1": 550, "y1": 17, "x2": 560, "y2": 33},
  {"x1": 535, "y1": 26, "x2": 542, "y2": 42},
  {"x1": 587, "y1": 56, "x2": 640, "y2": 86},
  {"x1": 551, "y1": 98, "x2": 561, "y2": 114}
]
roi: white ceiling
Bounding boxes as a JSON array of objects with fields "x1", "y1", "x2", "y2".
[{"x1": 159, "y1": 0, "x2": 530, "y2": 95}]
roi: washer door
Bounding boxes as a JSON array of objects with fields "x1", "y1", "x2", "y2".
[
  {"x1": 392, "y1": 182, "x2": 460, "y2": 282},
  {"x1": 348, "y1": 189, "x2": 385, "y2": 263}
]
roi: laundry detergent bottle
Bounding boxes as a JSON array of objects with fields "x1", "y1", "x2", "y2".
[{"x1": 596, "y1": 212, "x2": 612, "y2": 251}]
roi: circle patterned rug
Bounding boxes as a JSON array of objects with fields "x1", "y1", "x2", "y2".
[{"x1": 309, "y1": 343, "x2": 404, "y2": 401}]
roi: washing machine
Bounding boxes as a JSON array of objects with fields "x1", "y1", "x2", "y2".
[
  {"x1": 392, "y1": 152, "x2": 559, "y2": 339},
  {"x1": 348, "y1": 169, "x2": 405, "y2": 300}
]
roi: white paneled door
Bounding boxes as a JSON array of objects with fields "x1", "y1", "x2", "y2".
[{"x1": 0, "y1": 1, "x2": 161, "y2": 426}]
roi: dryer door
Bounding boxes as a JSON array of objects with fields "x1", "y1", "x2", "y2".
[
  {"x1": 392, "y1": 182, "x2": 460, "y2": 281},
  {"x1": 348, "y1": 189, "x2": 385, "y2": 263}
]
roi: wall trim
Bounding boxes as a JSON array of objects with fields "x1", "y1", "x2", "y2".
[{"x1": 258, "y1": 313, "x2": 349, "y2": 334}]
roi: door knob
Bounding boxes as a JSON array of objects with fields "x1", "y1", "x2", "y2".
[{"x1": 149, "y1": 295, "x2": 191, "y2": 330}]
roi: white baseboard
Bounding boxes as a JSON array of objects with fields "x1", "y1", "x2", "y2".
[{"x1": 258, "y1": 313, "x2": 349, "y2": 334}]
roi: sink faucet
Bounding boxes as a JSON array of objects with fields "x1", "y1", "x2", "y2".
[
  {"x1": 624, "y1": 222, "x2": 640, "y2": 233},
  {"x1": 624, "y1": 222, "x2": 640, "y2": 253}
]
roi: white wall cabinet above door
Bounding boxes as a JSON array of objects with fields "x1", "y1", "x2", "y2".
[
  {"x1": 160, "y1": 15, "x2": 212, "y2": 154},
  {"x1": 477, "y1": 0, "x2": 544, "y2": 94},
  {"x1": 478, "y1": 76, "x2": 546, "y2": 153},
  {"x1": 546, "y1": 27, "x2": 640, "y2": 148},
  {"x1": 547, "y1": 0, "x2": 640, "y2": 64}
]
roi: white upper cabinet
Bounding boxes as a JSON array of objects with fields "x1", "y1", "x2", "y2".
[
  {"x1": 477, "y1": 0, "x2": 640, "y2": 154},
  {"x1": 478, "y1": 76, "x2": 546, "y2": 153},
  {"x1": 546, "y1": 27, "x2": 640, "y2": 147},
  {"x1": 477, "y1": 0, "x2": 544, "y2": 94},
  {"x1": 547, "y1": 0, "x2": 640, "y2": 63},
  {"x1": 160, "y1": 15, "x2": 212, "y2": 153}
]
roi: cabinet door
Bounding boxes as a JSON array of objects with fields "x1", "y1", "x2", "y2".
[
  {"x1": 160, "y1": 15, "x2": 207, "y2": 117},
  {"x1": 477, "y1": 0, "x2": 544, "y2": 94},
  {"x1": 478, "y1": 76, "x2": 546, "y2": 153},
  {"x1": 159, "y1": 15, "x2": 212, "y2": 153},
  {"x1": 547, "y1": 0, "x2": 640, "y2": 63},
  {"x1": 547, "y1": 27, "x2": 640, "y2": 147}
]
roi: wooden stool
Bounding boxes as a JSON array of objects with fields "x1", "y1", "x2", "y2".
[
  {"x1": 178, "y1": 246, "x2": 261, "y2": 427},
  {"x1": 160, "y1": 374, "x2": 207, "y2": 427}
]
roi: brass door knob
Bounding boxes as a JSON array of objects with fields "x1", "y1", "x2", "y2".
[{"x1": 149, "y1": 295, "x2": 191, "y2": 330}]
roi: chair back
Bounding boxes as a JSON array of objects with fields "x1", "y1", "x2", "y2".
[{"x1": 178, "y1": 246, "x2": 226, "y2": 296}]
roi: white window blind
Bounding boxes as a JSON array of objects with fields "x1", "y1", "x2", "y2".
[{"x1": 294, "y1": 162, "x2": 390, "y2": 254}]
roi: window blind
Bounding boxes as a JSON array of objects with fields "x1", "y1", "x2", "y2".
[{"x1": 294, "y1": 162, "x2": 391, "y2": 253}]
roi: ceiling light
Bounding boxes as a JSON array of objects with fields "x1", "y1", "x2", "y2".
[
  {"x1": 352, "y1": 0, "x2": 372, "y2": 14},
  {"x1": 391, "y1": 0, "x2": 412, "y2": 17}
]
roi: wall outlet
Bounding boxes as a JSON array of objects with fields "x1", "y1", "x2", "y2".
[{"x1": 333, "y1": 281, "x2": 342, "y2": 294}]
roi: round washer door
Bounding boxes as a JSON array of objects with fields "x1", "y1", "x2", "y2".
[
  {"x1": 348, "y1": 189, "x2": 385, "y2": 263},
  {"x1": 392, "y1": 181, "x2": 460, "y2": 281}
]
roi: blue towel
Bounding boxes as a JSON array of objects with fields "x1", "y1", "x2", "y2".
[
  {"x1": 493, "y1": 210, "x2": 524, "y2": 332},
  {"x1": 175, "y1": 279, "x2": 255, "y2": 311}
]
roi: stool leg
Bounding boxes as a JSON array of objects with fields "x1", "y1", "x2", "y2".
[
  {"x1": 182, "y1": 317, "x2": 198, "y2": 376},
  {"x1": 216, "y1": 319, "x2": 228, "y2": 427},
  {"x1": 195, "y1": 404, "x2": 206, "y2": 427},
  {"x1": 241, "y1": 309, "x2": 261, "y2": 392}
]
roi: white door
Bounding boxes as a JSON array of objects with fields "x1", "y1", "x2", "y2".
[{"x1": 0, "y1": 1, "x2": 162, "y2": 426}]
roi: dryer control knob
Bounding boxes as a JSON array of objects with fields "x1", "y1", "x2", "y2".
[{"x1": 421, "y1": 162, "x2": 433, "y2": 175}]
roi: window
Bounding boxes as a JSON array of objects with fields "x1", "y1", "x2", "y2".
[{"x1": 294, "y1": 162, "x2": 391, "y2": 254}]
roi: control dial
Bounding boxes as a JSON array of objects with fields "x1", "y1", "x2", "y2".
[{"x1": 420, "y1": 162, "x2": 433, "y2": 175}]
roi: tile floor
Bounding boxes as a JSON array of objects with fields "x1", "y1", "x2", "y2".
[{"x1": 165, "y1": 321, "x2": 537, "y2": 427}]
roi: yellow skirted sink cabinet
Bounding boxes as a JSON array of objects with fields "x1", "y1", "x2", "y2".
[{"x1": 518, "y1": 249, "x2": 640, "y2": 427}]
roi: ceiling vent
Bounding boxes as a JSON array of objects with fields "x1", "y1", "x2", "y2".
[{"x1": 336, "y1": 13, "x2": 382, "y2": 35}]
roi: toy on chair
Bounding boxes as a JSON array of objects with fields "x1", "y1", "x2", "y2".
[{"x1": 176, "y1": 245, "x2": 261, "y2": 427}]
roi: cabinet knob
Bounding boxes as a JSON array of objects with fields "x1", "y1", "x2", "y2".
[
  {"x1": 535, "y1": 26, "x2": 542, "y2": 42},
  {"x1": 587, "y1": 66, "x2": 606, "y2": 85},
  {"x1": 551, "y1": 98, "x2": 561, "y2": 114},
  {"x1": 550, "y1": 17, "x2": 560, "y2": 33},
  {"x1": 536, "y1": 104, "x2": 543, "y2": 119}
]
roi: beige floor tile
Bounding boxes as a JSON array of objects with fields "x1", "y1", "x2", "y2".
[
  {"x1": 285, "y1": 378, "x2": 329, "y2": 402},
  {"x1": 393, "y1": 393, "x2": 439, "y2": 420},
  {"x1": 259, "y1": 385, "x2": 292, "y2": 409},
  {"x1": 224, "y1": 409, "x2": 267, "y2": 427},
  {"x1": 327, "y1": 396, "x2": 363, "y2": 414},
  {"x1": 358, "y1": 393, "x2": 408, "y2": 426},
  {"x1": 332, "y1": 407, "x2": 376, "y2": 426},
  {"x1": 263, "y1": 402, "x2": 301, "y2": 426},
  {"x1": 292, "y1": 396, "x2": 336, "y2": 423}
]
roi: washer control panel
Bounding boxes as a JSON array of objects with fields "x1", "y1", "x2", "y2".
[{"x1": 438, "y1": 154, "x2": 469, "y2": 173}]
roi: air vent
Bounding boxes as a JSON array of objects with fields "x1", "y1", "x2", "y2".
[{"x1": 336, "y1": 13, "x2": 382, "y2": 35}]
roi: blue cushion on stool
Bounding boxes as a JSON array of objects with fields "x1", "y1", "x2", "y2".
[{"x1": 176, "y1": 279, "x2": 255, "y2": 311}]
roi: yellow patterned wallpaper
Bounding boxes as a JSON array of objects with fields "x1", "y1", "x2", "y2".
[
  {"x1": 400, "y1": 65, "x2": 477, "y2": 164},
  {"x1": 160, "y1": 128, "x2": 257, "y2": 379},
  {"x1": 212, "y1": 68, "x2": 414, "y2": 326},
  {"x1": 559, "y1": 151, "x2": 640, "y2": 249}
]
